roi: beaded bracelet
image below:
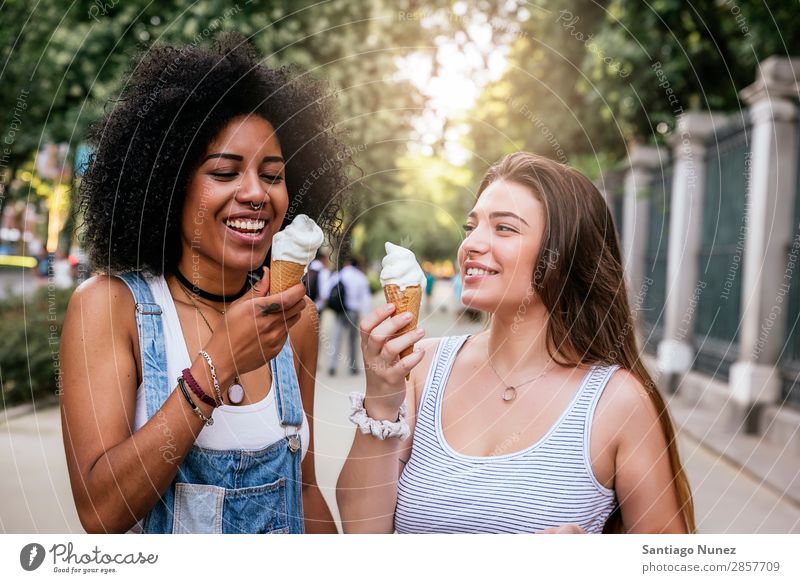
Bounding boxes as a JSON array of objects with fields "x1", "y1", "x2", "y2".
[
  {"x1": 177, "y1": 376, "x2": 214, "y2": 426},
  {"x1": 182, "y1": 368, "x2": 218, "y2": 408},
  {"x1": 197, "y1": 350, "x2": 223, "y2": 406}
]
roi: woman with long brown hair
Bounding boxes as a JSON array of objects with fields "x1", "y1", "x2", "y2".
[{"x1": 337, "y1": 152, "x2": 694, "y2": 533}]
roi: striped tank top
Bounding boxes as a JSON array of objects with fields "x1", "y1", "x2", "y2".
[{"x1": 395, "y1": 335, "x2": 619, "y2": 534}]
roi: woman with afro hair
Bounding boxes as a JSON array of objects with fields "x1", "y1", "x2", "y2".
[{"x1": 59, "y1": 35, "x2": 350, "y2": 534}]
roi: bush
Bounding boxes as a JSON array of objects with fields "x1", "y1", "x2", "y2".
[
  {"x1": 0, "y1": 285, "x2": 74, "y2": 408},
  {"x1": 367, "y1": 272, "x2": 382, "y2": 295}
]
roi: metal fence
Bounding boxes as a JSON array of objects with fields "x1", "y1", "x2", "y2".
[
  {"x1": 781, "y1": 121, "x2": 800, "y2": 406},
  {"x1": 693, "y1": 122, "x2": 750, "y2": 380},
  {"x1": 640, "y1": 165, "x2": 672, "y2": 352},
  {"x1": 611, "y1": 182, "x2": 624, "y2": 243}
]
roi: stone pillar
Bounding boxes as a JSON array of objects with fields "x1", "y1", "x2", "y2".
[
  {"x1": 730, "y1": 57, "x2": 800, "y2": 431},
  {"x1": 596, "y1": 169, "x2": 623, "y2": 209},
  {"x1": 657, "y1": 112, "x2": 730, "y2": 388},
  {"x1": 622, "y1": 145, "x2": 662, "y2": 312}
]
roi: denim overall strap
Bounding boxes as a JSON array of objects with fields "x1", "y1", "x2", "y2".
[
  {"x1": 271, "y1": 340, "x2": 304, "y2": 428},
  {"x1": 269, "y1": 339, "x2": 305, "y2": 533},
  {"x1": 117, "y1": 272, "x2": 305, "y2": 533},
  {"x1": 116, "y1": 272, "x2": 171, "y2": 420}
]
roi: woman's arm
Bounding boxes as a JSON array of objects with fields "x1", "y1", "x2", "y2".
[
  {"x1": 334, "y1": 382, "x2": 417, "y2": 534},
  {"x1": 61, "y1": 274, "x2": 306, "y2": 533},
  {"x1": 607, "y1": 371, "x2": 688, "y2": 534},
  {"x1": 291, "y1": 298, "x2": 336, "y2": 533},
  {"x1": 60, "y1": 276, "x2": 225, "y2": 533},
  {"x1": 335, "y1": 304, "x2": 434, "y2": 533}
]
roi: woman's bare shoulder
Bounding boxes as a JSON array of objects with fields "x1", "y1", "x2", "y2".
[
  {"x1": 71, "y1": 273, "x2": 136, "y2": 307},
  {"x1": 66, "y1": 274, "x2": 138, "y2": 341},
  {"x1": 594, "y1": 367, "x2": 660, "y2": 450},
  {"x1": 600, "y1": 368, "x2": 656, "y2": 413}
]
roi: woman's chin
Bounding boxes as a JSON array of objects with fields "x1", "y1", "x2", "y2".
[
  {"x1": 460, "y1": 293, "x2": 497, "y2": 313},
  {"x1": 461, "y1": 291, "x2": 534, "y2": 315},
  {"x1": 222, "y1": 252, "x2": 269, "y2": 275}
]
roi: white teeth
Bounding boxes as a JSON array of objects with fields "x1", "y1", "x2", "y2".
[
  {"x1": 225, "y1": 218, "x2": 265, "y2": 232},
  {"x1": 466, "y1": 267, "x2": 496, "y2": 276}
]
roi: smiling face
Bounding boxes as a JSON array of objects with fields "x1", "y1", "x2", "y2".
[
  {"x1": 180, "y1": 114, "x2": 288, "y2": 277},
  {"x1": 457, "y1": 179, "x2": 546, "y2": 314}
]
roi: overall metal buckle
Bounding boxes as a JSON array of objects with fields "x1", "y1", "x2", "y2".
[{"x1": 284, "y1": 424, "x2": 301, "y2": 454}]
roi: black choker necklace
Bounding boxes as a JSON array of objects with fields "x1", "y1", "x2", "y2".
[{"x1": 173, "y1": 270, "x2": 251, "y2": 303}]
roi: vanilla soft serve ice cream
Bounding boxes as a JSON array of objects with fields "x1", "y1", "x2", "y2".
[
  {"x1": 380, "y1": 242, "x2": 425, "y2": 291},
  {"x1": 271, "y1": 214, "x2": 324, "y2": 269},
  {"x1": 269, "y1": 214, "x2": 324, "y2": 294},
  {"x1": 381, "y1": 242, "x2": 425, "y2": 361}
]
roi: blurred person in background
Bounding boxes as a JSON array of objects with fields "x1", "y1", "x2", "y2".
[
  {"x1": 327, "y1": 256, "x2": 372, "y2": 376},
  {"x1": 52, "y1": 249, "x2": 74, "y2": 289},
  {"x1": 422, "y1": 262, "x2": 436, "y2": 314},
  {"x1": 35, "y1": 247, "x2": 51, "y2": 280},
  {"x1": 450, "y1": 269, "x2": 463, "y2": 320},
  {"x1": 304, "y1": 249, "x2": 331, "y2": 313}
]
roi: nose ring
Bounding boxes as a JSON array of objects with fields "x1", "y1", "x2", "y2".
[{"x1": 250, "y1": 201, "x2": 264, "y2": 211}]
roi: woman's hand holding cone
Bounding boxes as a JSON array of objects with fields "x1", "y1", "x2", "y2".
[
  {"x1": 359, "y1": 302, "x2": 426, "y2": 420},
  {"x1": 205, "y1": 267, "x2": 306, "y2": 379}
]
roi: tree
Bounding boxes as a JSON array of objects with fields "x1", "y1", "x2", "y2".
[
  {"x1": 461, "y1": 0, "x2": 800, "y2": 175},
  {"x1": 1, "y1": 0, "x2": 445, "y2": 260},
  {"x1": 585, "y1": 0, "x2": 800, "y2": 141},
  {"x1": 461, "y1": 0, "x2": 627, "y2": 181}
]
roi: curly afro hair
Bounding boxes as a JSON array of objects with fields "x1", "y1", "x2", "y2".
[{"x1": 80, "y1": 33, "x2": 351, "y2": 275}]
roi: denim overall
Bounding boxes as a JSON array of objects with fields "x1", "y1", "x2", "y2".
[{"x1": 118, "y1": 272, "x2": 305, "y2": 534}]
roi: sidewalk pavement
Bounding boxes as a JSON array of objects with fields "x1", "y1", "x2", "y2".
[
  {"x1": 0, "y1": 267, "x2": 41, "y2": 299},
  {"x1": 1, "y1": 281, "x2": 798, "y2": 532}
]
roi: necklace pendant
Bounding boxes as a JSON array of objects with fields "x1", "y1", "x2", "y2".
[
  {"x1": 502, "y1": 386, "x2": 517, "y2": 402},
  {"x1": 227, "y1": 381, "x2": 245, "y2": 405}
]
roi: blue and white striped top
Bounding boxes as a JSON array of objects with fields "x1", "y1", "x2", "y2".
[{"x1": 395, "y1": 335, "x2": 619, "y2": 534}]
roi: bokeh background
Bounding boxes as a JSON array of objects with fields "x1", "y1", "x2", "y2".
[{"x1": 1, "y1": 0, "x2": 799, "y2": 533}]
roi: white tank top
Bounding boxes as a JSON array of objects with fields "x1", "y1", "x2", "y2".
[{"x1": 132, "y1": 276, "x2": 309, "y2": 459}]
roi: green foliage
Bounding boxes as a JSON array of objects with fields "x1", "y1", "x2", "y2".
[
  {"x1": 464, "y1": 0, "x2": 800, "y2": 174},
  {"x1": 0, "y1": 0, "x2": 447, "y2": 259},
  {"x1": 465, "y1": 0, "x2": 627, "y2": 178},
  {"x1": 367, "y1": 272, "x2": 382, "y2": 295},
  {"x1": 0, "y1": 282, "x2": 74, "y2": 408},
  {"x1": 4, "y1": 0, "x2": 798, "y2": 266},
  {"x1": 585, "y1": 0, "x2": 800, "y2": 140}
]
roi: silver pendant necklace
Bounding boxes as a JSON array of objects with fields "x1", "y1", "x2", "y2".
[{"x1": 487, "y1": 344, "x2": 553, "y2": 402}]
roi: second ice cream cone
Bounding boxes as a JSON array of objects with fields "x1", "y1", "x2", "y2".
[
  {"x1": 270, "y1": 259, "x2": 306, "y2": 294},
  {"x1": 383, "y1": 283, "x2": 422, "y2": 358}
]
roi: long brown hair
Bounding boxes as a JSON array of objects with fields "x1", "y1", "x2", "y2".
[{"x1": 476, "y1": 152, "x2": 695, "y2": 533}]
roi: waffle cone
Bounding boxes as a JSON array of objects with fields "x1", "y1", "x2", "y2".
[
  {"x1": 383, "y1": 284, "x2": 422, "y2": 358},
  {"x1": 269, "y1": 260, "x2": 306, "y2": 294}
]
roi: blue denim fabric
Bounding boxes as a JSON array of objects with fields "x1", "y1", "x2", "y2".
[{"x1": 118, "y1": 272, "x2": 305, "y2": 534}]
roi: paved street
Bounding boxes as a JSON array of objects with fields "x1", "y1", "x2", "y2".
[
  {"x1": 0, "y1": 266, "x2": 41, "y2": 299},
  {"x1": 1, "y1": 281, "x2": 798, "y2": 533}
]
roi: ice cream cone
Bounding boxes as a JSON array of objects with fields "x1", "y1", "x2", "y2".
[
  {"x1": 269, "y1": 259, "x2": 306, "y2": 294},
  {"x1": 383, "y1": 283, "x2": 422, "y2": 358},
  {"x1": 269, "y1": 214, "x2": 324, "y2": 294}
]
